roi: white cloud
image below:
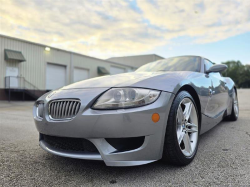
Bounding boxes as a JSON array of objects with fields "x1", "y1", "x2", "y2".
[
  {"x1": 138, "y1": 0, "x2": 250, "y2": 43},
  {"x1": 0, "y1": 0, "x2": 249, "y2": 58}
]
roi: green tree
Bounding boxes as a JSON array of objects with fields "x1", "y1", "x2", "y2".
[
  {"x1": 222, "y1": 61, "x2": 250, "y2": 88},
  {"x1": 238, "y1": 65, "x2": 250, "y2": 88}
]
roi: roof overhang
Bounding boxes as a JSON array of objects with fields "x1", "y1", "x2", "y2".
[
  {"x1": 98, "y1": 66, "x2": 110, "y2": 75},
  {"x1": 4, "y1": 49, "x2": 26, "y2": 62}
]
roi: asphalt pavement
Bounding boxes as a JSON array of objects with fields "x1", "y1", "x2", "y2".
[{"x1": 0, "y1": 89, "x2": 250, "y2": 186}]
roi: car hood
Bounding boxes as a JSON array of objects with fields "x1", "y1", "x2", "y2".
[{"x1": 62, "y1": 71, "x2": 201, "y2": 93}]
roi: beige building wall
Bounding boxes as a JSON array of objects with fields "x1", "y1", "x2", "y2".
[
  {"x1": 71, "y1": 53, "x2": 133, "y2": 80},
  {"x1": 0, "y1": 35, "x2": 134, "y2": 90}
]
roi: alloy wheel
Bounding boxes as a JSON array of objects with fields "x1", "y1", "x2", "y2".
[{"x1": 176, "y1": 98, "x2": 198, "y2": 157}]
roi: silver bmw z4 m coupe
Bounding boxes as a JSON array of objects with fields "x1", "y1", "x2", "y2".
[{"x1": 33, "y1": 56, "x2": 239, "y2": 166}]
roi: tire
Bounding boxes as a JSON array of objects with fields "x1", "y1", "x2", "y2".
[
  {"x1": 227, "y1": 89, "x2": 239, "y2": 121},
  {"x1": 162, "y1": 91, "x2": 200, "y2": 166}
]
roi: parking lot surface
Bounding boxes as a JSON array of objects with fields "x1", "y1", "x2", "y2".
[{"x1": 0, "y1": 89, "x2": 250, "y2": 186}]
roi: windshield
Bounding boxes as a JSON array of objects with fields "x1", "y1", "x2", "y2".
[{"x1": 136, "y1": 56, "x2": 201, "y2": 72}]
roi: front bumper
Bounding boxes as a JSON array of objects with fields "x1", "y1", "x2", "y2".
[{"x1": 34, "y1": 88, "x2": 174, "y2": 166}]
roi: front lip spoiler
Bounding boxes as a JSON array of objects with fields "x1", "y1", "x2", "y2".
[
  {"x1": 40, "y1": 140, "x2": 157, "y2": 167},
  {"x1": 39, "y1": 140, "x2": 103, "y2": 160}
]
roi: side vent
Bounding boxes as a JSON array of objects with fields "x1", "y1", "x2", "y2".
[{"x1": 36, "y1": 102, "x2": 44, "y2": 119}]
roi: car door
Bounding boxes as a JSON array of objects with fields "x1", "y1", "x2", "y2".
[{"x1": 204, "y1": 59, "x2": 228, "y2": 118}]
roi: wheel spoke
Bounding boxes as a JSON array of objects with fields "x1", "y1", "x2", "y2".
[
  {"x1": 186, "y1": 128, "x2": 198, "y2": 133},
  {"x1": 178, "y1": 131, "x2": 185, "y2": 144},
  {"x1": 183, "y1": 102, "x2": 192, "y2": 121},
  {"x1": 186, "y1": 123, "x2": 198, "y2": 133},
  {"x1": 183, "y1": 133, "x2": 192, "y2": 153},
  {"x1": 177, "y1": 105, "x2": 184, "y2": 123},
  {"x1": 186, "y1": 123, "x2": 197, "y2": 127}
]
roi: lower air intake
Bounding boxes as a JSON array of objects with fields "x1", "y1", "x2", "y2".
[
  {"x1": 106, "y1": 136, "x2": 145, "y2": 152},
  {"x1": 41, "y1": 134, "x2": 99, "y2": 153}
]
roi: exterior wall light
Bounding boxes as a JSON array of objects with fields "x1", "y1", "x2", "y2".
[{"x1": 45, "y1": 47, "x2": 50, "y2": 51}]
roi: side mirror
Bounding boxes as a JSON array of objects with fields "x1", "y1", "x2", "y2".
[{"x1": 206, "y1": 64, "x2": 227, "y2": 74}]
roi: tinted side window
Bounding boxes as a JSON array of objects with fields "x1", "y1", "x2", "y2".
[{"x1": 204, "y1": 59, "x2": 213, "y2": 72}]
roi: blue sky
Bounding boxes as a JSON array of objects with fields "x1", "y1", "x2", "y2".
[
  {"x1": 1, "y1": 0, "x2": 250, "y2": 65},
  {"x1": 148, "y1": 32, "x2": 250, "y2": 64}
]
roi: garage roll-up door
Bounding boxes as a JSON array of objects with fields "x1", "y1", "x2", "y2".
[
  {"x1": 74, "y1": 68, "x2": 89, "y2": 83},
  {"x1": 110, "y1": 66, "x2": 125, "y2": 75},
  {"x1": 46, "y1": 63, "x2": 66, "y2": 90}
]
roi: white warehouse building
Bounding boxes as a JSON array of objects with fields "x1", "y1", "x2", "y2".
[{"x1": 0, "y1": 34, "x2": 164, "y2": 100}]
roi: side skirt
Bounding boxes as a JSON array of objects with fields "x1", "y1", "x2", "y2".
[{"x1": 200, "y1": 110, "x2": 226, "y2": 134}]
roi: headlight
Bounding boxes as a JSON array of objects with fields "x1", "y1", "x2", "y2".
[{"x1": 92, "y1": 88, "x2": 161, "y2": 109}]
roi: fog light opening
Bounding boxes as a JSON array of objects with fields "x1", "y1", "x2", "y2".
[{"x1": 36, "y1": 102, "x2": 44, "y2": 119}]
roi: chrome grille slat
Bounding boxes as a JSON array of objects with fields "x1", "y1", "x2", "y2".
[
  {"x1": 58, "y1": 102, "x2": 61, "y2": 118},
  {"x1": 68, "y1": 102, "x2": 73, "y2": 117},
  {"x1": 49, "y1": 100, "x2": 80, "y2": 120},
  {"x1": 53, "y1": 102, "x2": 57, "y2": 118},
  {"x1": 60, "y1": 102, "x2": 63, "y2": 118},
  {"x1": 53, "y1": 103, "x2": 56, "y2": 117},
  {"x1": 50, "y1": 103, "x2": 54, "y2": 116},
  {"x1": 58, "y1": 101, "x2": 62, "y2": 119},
  {"x1": 55, "y1": 102, "x2": 59, "y2": 118},
  {"x1": 75, "y1": 103, "x2": 81, "y2": 115},
  {"x1": 64, "y1": 101, "x2": 69, "y2": 118},
  {"x1": 74, "y1": 103, "x2": 78, "y2": 115},
  {"x1": 71, "y1": 102, "x2": 77, "y2": 117},
  {"x1": 62, "y1": 102, "x2": 66, "y2": 118},
  {"x1": 75, "y1": 103, "x2": 80, "y2": 115}
]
